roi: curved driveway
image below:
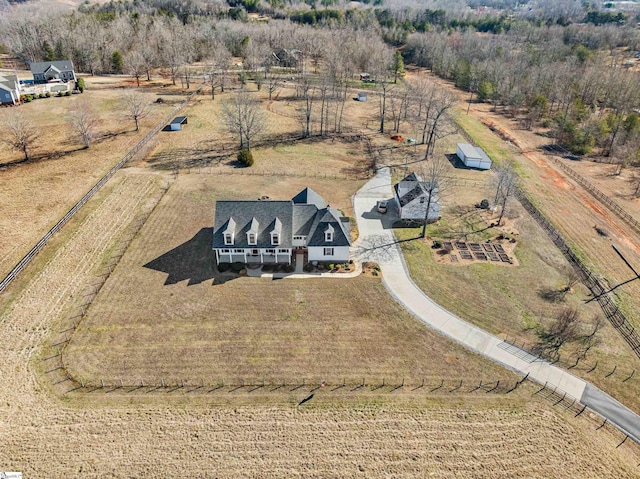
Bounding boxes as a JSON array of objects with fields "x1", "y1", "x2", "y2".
[{"x1": 351, "y1": 167, "x2": 640, "y2": 444}]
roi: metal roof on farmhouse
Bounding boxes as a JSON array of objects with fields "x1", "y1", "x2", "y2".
[
  {"x1": 213, "y1": 189, "x2": 351, "y2": 249},
  {"x1": 394, "y1": 172, "x2": 438, "y2": 207},
  {"x1": 29, "y1": 60, "x2": 75, "y2": 74}
]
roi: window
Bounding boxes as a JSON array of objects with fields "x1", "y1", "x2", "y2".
[
  {"x1": 221, "y1": 249, "x2": 231, "y2": 253},
  {"x1": 224, "y1": 233, "x2": 233, "y2": 245},
  {"x1": 271, "y1": 233, "x2": 280, "y2": 245},
  {"x1": 251, "y1": 249, "x2": 259, "y2": 255},
  {"x1": 325, "y1": 232, "x2": 333, "y2": 242},
  {"x1": 265, "y1": 249, "x2": 276, "y2": 254},
  {"x1": 420, "y1": 197, "x2": 425, "y2": 204},
  {"x1": 233, "y1": 249, "x2": 244, "y2": 254},
  {"x1": 248, "y1": 233, "x2": 257, "y2": 245},
  {"x1": 324, "y1": 248, "x2": 334, "y2": 256},
  {"x1": 278, "y1": 249, "x2": 289, "y2": 254},
  {"x1": 293, "y1": 236, "x2": 305, "y2": 240}
]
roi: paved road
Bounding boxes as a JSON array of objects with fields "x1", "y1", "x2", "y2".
[{"x1": 351, "y1": 166, "x2": 640, "y2": 444}]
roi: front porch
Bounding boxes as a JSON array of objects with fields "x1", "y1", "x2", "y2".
[{"x1": 215, "y1": 248, "x2": 293, "y2": 265}]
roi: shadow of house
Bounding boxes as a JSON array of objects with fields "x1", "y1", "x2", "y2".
[{"x1": 144, "y1": 228, "x2": 229, "y2": 286}]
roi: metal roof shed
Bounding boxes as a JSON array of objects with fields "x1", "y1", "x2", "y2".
[
  {"x1": 169, "y1": 116, "x2": 188, "y2": 131},
  {"x1": 456, "y1": 143, "x2": 492, "y2": 170}
]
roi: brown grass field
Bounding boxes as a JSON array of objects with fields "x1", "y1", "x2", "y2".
[
  {"x1": 0, "y1": 76, "x2": 184, "y2": 280},
  {"x1": 0, "y1": 166, "x2": 636, "y2": 476},
  {"x1": 64, "y1": 173, "x2": 513, "y2": 385},
  {"x1": 1, "y1": 73, "x2": 640, "y2": 476},
  {"x1": 440, "y1": 76, "x2": 640, "y2": 334}
]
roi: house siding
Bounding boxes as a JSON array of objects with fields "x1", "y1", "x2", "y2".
[{"x1": 308, "y1": 246, "x2": 350, "y2": 262}]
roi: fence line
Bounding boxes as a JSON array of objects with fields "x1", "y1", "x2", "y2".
[
  {"x1": 543, "y1": 146, "x2": 640, "y2": 235},
  {"x1": 515, "y1": 188, "x2": 640, "y2": 359},
  {"x1": 451, "y1": 114, "x2": 640, "y2": 359},
  {"x1": 175, "y1": 165, "x2": 371, "y2": 181},
  {"x1": 534, "y1": 381, "x2": 640, "y2": 447},
  {"x1": 0, "y1": 85, "x2": 203, "y2": 293},
  {"x1": 59, "y1": 375, "x2": 521, "y2": 395}
]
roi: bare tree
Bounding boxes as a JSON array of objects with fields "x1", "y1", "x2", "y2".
[
  {"x1": 122, "y1": 89, "x2": 152, "y2": 132},
  {"x1": 416, "y1": 155, "x2": 449, "y2": 238},
  {"x1": 222, "y1": 88, "x2": 266, "y2": 151},
  {"x1": 535, "y1": 307, "x2": 581, "y2": 359},
  {"x1": 2, "y1": 111, "x2": 39, "y2": 162},
  {"x1": 630, "y1": 173, "x2": 640, "y2": 198},
  {"x1": 298, "y1": 75, "x2": 315, "y2": 138},
  {"x1": 265, "y1": 71, "x2": 282, "y2": 101},
  {"x1": 126, "y1": 50, "x2": 146, "y2": 87},
  {"x1": 206, "y1": 45, "x2": 232, "y2": 100},
  {"x1": 493, "y1": 160, "x2": 518, "y2": 226},
  {"x1": 68, "y1": 99, "x2": 98, "y2": 148},
  {"x1": 424, "y1": 88, "x2": 457, "y2": 160},
  {"x1": 539, "y1": 267, "x2": 581, "y2": 303}
]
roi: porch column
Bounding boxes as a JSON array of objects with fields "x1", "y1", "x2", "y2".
[{"x1": 244, "y1": 250, "x2": 247, "y2": 262}]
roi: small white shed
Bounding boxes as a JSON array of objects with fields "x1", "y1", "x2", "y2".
[{"x1": 456, "y1": 143, "x2": 492, "y2": 170}]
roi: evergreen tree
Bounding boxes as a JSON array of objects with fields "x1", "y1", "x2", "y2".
[
  {"x1": 392, "y1": 50, "x2": 405, "y2": 83},
  {"x1": 111, "y1": 50, "x2": 124, "y2": 74}
]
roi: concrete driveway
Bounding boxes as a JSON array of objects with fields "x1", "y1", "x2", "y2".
[{"x1": 351, "y1": 166, "x2": 640, "y2": 444}]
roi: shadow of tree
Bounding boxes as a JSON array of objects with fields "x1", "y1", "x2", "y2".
[{"x1": 143, "y1": 227, "x2": 236, "y2": 286}]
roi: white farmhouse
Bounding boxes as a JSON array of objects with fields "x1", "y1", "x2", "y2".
[
  {"x1": 456, "y1": 143, "x2": 492, "y2": 170},
  {"x1": 393, "y1": 172, "x2": 441, "y2": 223},
  {"x1": 212, "y1": 187, "x2": 351, "y2": 264}
]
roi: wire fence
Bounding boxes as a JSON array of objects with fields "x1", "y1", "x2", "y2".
[
  {"x1": 543, "y1": 145, "x2": 640, "y2": 235},
  {"x1": 0, "y1": 84, "x2": 203, "y2": 294},
  {"x1": 53, "y1": 372, "x2": 526, "y2": 396},
  {"x1": 451, "y1": 113, "x2": 640, "y2": 360},
  {"x1": 173, "y1": 165, "x2": 372, "y2": 181},
  {"x1": 533, "y1": 381, "x2": 640, "y2": 448},
  {"x1": 515, "y1": 189, "x2": 640, "y2": 359}
]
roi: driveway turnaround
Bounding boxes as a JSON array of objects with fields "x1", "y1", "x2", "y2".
[{"x1": 351, "y1": 166, "x2": 640, "y2": 444}]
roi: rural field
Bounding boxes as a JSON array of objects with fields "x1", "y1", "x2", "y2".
[
  {"x1": 63, "y1": 172, "x2": 514, "y2": 386},
  {"x1": 440, "y1": 77, "x2": 640, "y2": 334},
  {"x1": 0, "y1": 71, "x2": 639, "y2": 476},
  {"x1": 0, "y1": 164, "x2": 637, "y2": 477},
  {"x1": 0, "y1": 75, "x2": 185, "y2": 281}
]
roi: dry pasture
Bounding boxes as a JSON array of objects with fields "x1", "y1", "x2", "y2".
[
  {"x1": 0, "y1": 166, "x2": 635, "y2": 476},
  {"x1": 0, "y1": 76, "x2": 183, "y2": 280},
  {"x1": 64, "y1": 172, "x2": 513, "y2": 385}
]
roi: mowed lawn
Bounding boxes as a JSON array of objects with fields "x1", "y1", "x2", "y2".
[{"x1": 65, "y1": 173, "x2": 513, "y2": 385}]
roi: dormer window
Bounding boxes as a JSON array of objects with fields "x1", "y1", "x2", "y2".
[
  {"x1": 270, "y1": 217, "x2": 282, "y2": 246},
  {"x1": 325, "y1": 224, "x2": 335, "y2": 243},
  {"x1": 223, "y1": 217, "x2": 236, "y2": 246},
  {"x1": 247, "y1": 217, "x2": 259, "y2": 245}
]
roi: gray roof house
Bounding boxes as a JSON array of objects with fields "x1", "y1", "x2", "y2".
[
  {"x1": 393, "y1": 172, "x2": 441, "y2": 223},
  {"x1": 0, "y1": 75, "x2": 21, "y2": 105},
  {"x1": 29, "y1": 60, "x2": 76, "y2": 84},
  {"x1": 213, "y1": 187, "x2": 351, "y2": 265}
]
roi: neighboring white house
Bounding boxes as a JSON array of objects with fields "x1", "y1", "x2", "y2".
[
  {"x1": 393, "y1": 172, "x2": 441, "y2": 223},
  {"x1": 0, "y1": 74, "x2": 21, "y2": 105},
  {"x1": 212, "y1": 187, "x2": 351, "y2": 265},
  {"x1": 456, "y1": 143, "x2": 492, "y2": 170}
]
